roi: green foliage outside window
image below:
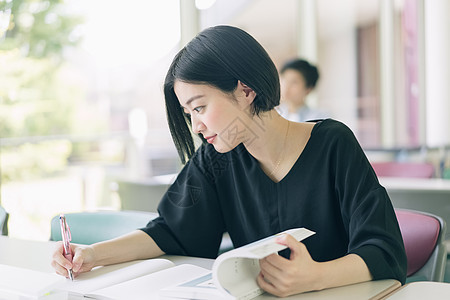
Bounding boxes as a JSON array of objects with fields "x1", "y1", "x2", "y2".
[
  {"x1": 0, "y1": 0, "x2": 82, "y2": 60},
  {"x1": 1, "y1": 0, "x2": 84, "y2": 182}
]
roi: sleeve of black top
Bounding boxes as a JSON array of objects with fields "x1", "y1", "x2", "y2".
[
  {"x1": 139, "y1": 145, "x2": 226, "y2": 259},
  {"x1": 328, "y1": 121, "x2": 407, "y2": 284}
]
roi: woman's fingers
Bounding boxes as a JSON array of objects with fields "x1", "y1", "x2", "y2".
[
  {"x1": 51, "y1": 258, "x2": 70, "y2": 277},
  {"x1": 51, "y1": 242, "x2": 73, "y2": 272}
]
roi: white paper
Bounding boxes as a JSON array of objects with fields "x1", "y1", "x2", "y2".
[
  {"x1": 53, "y1": 259, "x2": 174, "y2": 296},
  {"x1": 89, "y1": 264, "x2": 211, "y2": 300},
  {"x1": 0, "y1": 264, "x2": 64, "y2": 298}
]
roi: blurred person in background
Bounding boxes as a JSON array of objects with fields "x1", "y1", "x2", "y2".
[{"x1": 277, "y1": 58, "x2": 329, "y2": 122}]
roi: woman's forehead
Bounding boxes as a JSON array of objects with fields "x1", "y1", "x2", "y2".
[
  {"x1": 174, "y1": 81, "x2": 210, "y2": 105},
  {"x1": 175, "y1": 81, "x2": 207, "y2": 95}
]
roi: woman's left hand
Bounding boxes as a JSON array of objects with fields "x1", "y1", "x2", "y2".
[{"x1": 257, "y1": 234, "x2": 323, "y2": 297}]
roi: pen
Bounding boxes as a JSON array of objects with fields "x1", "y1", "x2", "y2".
[{"x1": 60, "y1": 214, "x2": 74, "y2": 281}]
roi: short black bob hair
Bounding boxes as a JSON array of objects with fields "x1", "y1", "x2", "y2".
[
  {"x1": 164, "y1": 25, "x2": 280, "y2": 164},
  {"x1": 280, "y1": 58, "x2": 319, "y2": 89}
]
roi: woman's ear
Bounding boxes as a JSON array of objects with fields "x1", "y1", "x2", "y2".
[{"x1": 237, "y1": 80, "x2": 256, "y2": 103}]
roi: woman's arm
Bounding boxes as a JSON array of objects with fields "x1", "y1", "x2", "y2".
[
  {"x1": 313, "y1": 253, "x2": 372, "y2": 290},
  {"x1": 329, "y1": 120, "x2": 406, "y2": 282},
  {"x1": 51, "y1": 230, "x2": 164, "y2": 277},
  {"x1": 257, "y1": 234, "x2": 372, "y2": 297},
  {"x1": 90, "y1": 230, "x2": 164, "y2": 266}
]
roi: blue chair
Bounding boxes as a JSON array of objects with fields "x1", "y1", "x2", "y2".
[
  {"x1": 50, "y1": 210, "x2": 158, "y2": 245},
  {"x1": 395, "y1": 209, "x2": 447, "y2": 282},
  {"x1": 0, "y1": 205, "x2": 9, "y2": 236}
]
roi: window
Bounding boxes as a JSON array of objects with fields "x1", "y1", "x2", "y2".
[{"x1": 0, "y1": 0, "x2": 181, "y2": 240}]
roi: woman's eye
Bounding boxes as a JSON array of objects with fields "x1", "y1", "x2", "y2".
[{"x1": 193, "y1": 106, "x2": 204, "y2": 113}]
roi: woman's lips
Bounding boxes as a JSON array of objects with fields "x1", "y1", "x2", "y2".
[{"x1": 205, "y1": 134, "x2": 217, "y2": 144}]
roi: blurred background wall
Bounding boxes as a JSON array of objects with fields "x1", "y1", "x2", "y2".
[{"x1": 0, "y1": 0, "x2": 449, "y2": 240}]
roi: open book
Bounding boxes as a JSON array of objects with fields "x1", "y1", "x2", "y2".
[
  {"x1": 0, "y1": 259, "x2": 177, "y2": 299},
  {"x1": 160, "y1": 227, "x2": 316, "y2": 300},
  {"x1": 1, "y1": 228, "x2": 314, "y2": 300}
]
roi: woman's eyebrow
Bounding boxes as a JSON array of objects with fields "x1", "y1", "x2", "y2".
[{"x1": 181, "y1": 95, "x2": 204, "y2": 108}]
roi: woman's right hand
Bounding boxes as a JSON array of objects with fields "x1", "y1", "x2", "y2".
[{"x1": 51, "y1": 241, "x2": 96, "y2": 278}]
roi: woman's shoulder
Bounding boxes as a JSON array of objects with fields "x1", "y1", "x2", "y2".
[{"x1": 310, "y1": 118, "x2": 356, "y2": 139}]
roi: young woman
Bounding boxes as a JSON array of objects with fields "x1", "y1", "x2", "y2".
[
  {"x1": 277, "y1": 58, "x2": 329, "y2": 122},
  {"x1": 51, "y1": 25, "x2": 406, "y2": 297}
]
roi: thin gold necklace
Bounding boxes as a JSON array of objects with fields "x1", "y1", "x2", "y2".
[{"x1": 269, "y1": 120, "x2": 290, "y2": 179}]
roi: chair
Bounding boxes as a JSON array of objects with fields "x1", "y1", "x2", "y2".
[
  {"x1": 50, "y1": 210, "x2": 158, "y2": 245},
  {"x1": 0, "y1": 205, "x2": 9, "y2": 236},
  {"x1": 371, "y1": 162, "x2": 435, "y2": 178},
  {"x1": 115, "y1": 179, "x2": 170, "y2": 212},
  {"x1": 395, "y1": 209, "x2": 447, "y2": 282}
]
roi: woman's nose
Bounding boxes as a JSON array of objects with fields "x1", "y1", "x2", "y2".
[{"x1": 191, "y1": 115, "x2": 206, "y2": 134}]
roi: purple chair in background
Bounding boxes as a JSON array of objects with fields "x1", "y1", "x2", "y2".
[
  {"x1": 395, "y1": 209, "x2": 447, "y2": 282},
  {"x1": 371, "y1": 162, "x2": 435, "y2": 178}
]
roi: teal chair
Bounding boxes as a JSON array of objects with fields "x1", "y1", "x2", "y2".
[
  {"x1": 0, "y1": 205, "x2": 9, "y2": 236},
  {"x1": 50, "y1": 210, "x2": 158, "y2": 245}
]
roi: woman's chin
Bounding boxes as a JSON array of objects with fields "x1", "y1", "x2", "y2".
[
  {"x1": 211, "y1": 140, "x2": 236, "y2": 153},
  {"x1": 212, "y1": 146, "x2": 231, "y2": 153}
]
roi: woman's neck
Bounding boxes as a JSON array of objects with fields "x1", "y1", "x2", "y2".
[
  {"x1": 243, "y1": 109, "x2": 315, "y2": 182},
  {"x1": 243, "y1": 110, "x2": 290, "y2": 172}
]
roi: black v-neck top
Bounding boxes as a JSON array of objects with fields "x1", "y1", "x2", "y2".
[{"x1": 141, "y1": 119, "x2": 407, "y2": 283}]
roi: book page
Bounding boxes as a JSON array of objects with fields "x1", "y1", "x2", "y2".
[
  {"x1": 157, "y1": 228, "x2": 315, "y2": 300},
  {"x1": 89, "y1": 264, "x2": 211, "y2": 300},
  {"x1": 53, "y1": 258, "x2": 174, "y2": 296},
  {"x1": 0, "y1": 264, "x2": 64, "y2": 298},
  {"x1": 213, "y1": 228, "x2": 315, "y2": 300},
  {"x1": 159, "y1": 267, "x2": 231, "y2": 300},
  {"x1": 220, "y1": 228, "x2": 316, "y2": 260}
]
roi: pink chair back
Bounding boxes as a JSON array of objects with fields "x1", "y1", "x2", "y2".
[
  {"x1": 371, "y1": 162, "x2": 435, "y2": 178},
  {"x1": 395, "y1": 210, "x2": 440, "y2": 276}
]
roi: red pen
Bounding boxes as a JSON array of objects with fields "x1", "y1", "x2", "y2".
[{"x1": 60, "y1": 214, "x2": 73, "y2": 280}]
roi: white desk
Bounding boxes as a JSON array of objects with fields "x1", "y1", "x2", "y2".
[
  {"x1": 383, "y1": 281, "x2": 450, "y2": 299},
  {"x1": 255, "y1": 280, "x2": 400, "y2": 300},
  {"x1": 379, "y1": 177, "x2": 450, "y2": 241},
  {"x1": 379, "y1": 177, "x2": 450, "y2": 192},
  {"x1": 0, "y1": 236, "x2": 400, "y2": 300}
]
